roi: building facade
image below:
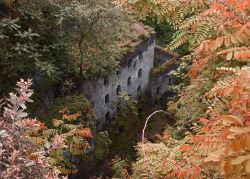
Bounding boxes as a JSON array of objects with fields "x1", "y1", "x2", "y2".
[
  {"x1": 83, "y1": 32, "x2": 178, "y2": 131},
  {"x1": 83, "y1": 32, "x2": 155, "y2": 130}
]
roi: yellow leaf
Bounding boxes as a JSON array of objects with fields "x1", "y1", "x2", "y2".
[
  {"x1": 204, "y1": 155, "x2": 221, "y2": 162},
  {"x1": 231, "y1": 34, "x2": 238, "y2": 44},
  {"x1": 218, "y1": 158, "x2": 225, "y2": 175},
  {"x1": 245, "y1": 134, "x2": 250, "y2": 150},
  {"x1": 229, "y1": 127, "x2": 250, "y2": 133},
  {"x1": 235, "y1": 66, "x2": 240, "y2": 73},
  {"x1": 245, "y1": 29, "x2": 250, "y2": 36},
  {"x1": 237, "y1": 33, "x2": 244, "y2": 43},
  {"x1": 235, "y1": 140, "x2": 242, "y2": 151},
  {"x1": 217, "y1": 37, "x2": 223, "y2": 48},
  {"x1": 240, "y1": 135, "x2": 246, "y2": 149},
  {"x1": 221, "y1": 115, "x2": 243, "y2": 126},
  {"x1": 244, "y1": 159, "x2": 250, "y2": 174},
  {"x1": 233, "y1": 164, "x2": 242, "y2": 176},
  {"x1": 226, "y1": 51, "x2": 233, "y2": 61},
  {"x1": 224, "y1": 158, "x2": 233, "y2": 176},
  {"x1": 225, "y1": 146, "x2": 229, "y2": 156},
  {"x1": 232, "y1": 154, "x2": 250, "y2": 165},
  {"x1": 225, "y1": 37, "x2": 231, "y2": 47}
]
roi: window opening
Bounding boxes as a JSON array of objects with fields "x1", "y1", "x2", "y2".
[
  {"x1": 128, "y1": 59, "x2": 132, "y2": 68},
  {"x1": 116, "y1": 70, "x2": 121, "y2": 76},
  {"x1": 157, "y1": 87, "x2": 160, "y2": 94},
  {"x1": 104, "y1": 76, "x2": 109, "y2": 85},
  {"x1": 106, "y1": 111, "x2": 110, "y2": 121},
  {"x1": 138, "y1": 69, "x2": 142, "y2": 78},
  {"x1": 133, "y1": 61, "x2": 137, "y2": 68},
  {"x1": 105, "y1": 94, "x2": 110, "y2": 103},
  {"x1": 137, "y1": 85, "x2": 141, "y2": 93},
  {"x1": 117, "y1": 85, "x2": 121, "y2": 95},
  {"x1": 127, "y1": 77, "x2": 131, "y2": 86}
]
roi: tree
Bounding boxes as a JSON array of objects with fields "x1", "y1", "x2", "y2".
[
  {"x1": 0, "y1": 0, "x2": 133, "y2": 97},
  {"x1": 55, "y1": 0, "x2": 134, "y2": 90}
]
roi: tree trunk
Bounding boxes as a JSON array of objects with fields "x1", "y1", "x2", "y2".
[{"x1": 78, "y1": 34, "x2": 84, "y2": 92}]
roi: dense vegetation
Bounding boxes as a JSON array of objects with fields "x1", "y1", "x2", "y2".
[
  {"x1": 0, "y1": 0, "x2": 140, "y2": 109},
  {"x1": 117, "y1": 0, "x2": 250, "y2": 178},
  {"x1": 1, "y1": 0, "x2": 249, "y2": 178}
]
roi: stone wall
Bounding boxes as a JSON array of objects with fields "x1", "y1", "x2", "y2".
[
  {"x1": 149, "y1": 46, "x2": 179, "y2": 106},
  {"x1": 83, "y1": 33, "x2": 155, "y2": 130},
  {"x1": 149, "y1": 60, "x2": 178, "y2": 106}
]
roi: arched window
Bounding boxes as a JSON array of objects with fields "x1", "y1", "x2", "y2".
[
  {"x1": 106, "y1": 111, "x2": 110, "y2": 121},
  {"x1": 127, "y1": 77, "x2": 131, "y2": 86},
  {"x1": 137, "y1": 85, "x2": 141, "y2": 93},
  {"x1": 128, "y1": 59, "x2": 132, "y2": 68},
  {"x1": 138, "y1": 69, "x2": 142, "y2": 78},
  {"x1": 116, "y1": 70, "x2": 121, "y2": 76},
  {"x1": 104, "y1": 76, "x2": 109, "y2": 85},
  {"x1": 117, "y1": 85, "x2": 121, "y2": 95},
  {"x1": 133, "y1": 61, "x2": 137, "y2": 69},
  {"x1": 139, "y1": 52, "x2": 143, "y2": 61},
  {"x1": 105, "y1": 94, "x2": 110, "y2": 103}
]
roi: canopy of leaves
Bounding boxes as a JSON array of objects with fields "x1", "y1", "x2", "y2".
[{"x1": 0, "y1": 0, "x2": 137, "y2": 96}]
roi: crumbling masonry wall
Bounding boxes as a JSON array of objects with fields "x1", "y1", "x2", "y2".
[{"x1": 83, "y1": 33, "x2": 156, "y2": 130}]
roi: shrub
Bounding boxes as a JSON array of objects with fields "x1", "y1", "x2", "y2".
[{"x1": 0, "y1": 79, "x2": 61, "y2": 178}]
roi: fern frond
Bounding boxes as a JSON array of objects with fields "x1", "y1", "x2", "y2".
[
  {"x1": 43, "y1": 129, "x2": 59, "y2": 137},
  {"x1": 63, "y1": 124, "x2": 79, "y2": 130},
  {"x1": 167, "y1": 28, "x2": 189, "y2": 50},
  {"x1": 53, "y1": 119, "x2": 63, "y2": 127}
]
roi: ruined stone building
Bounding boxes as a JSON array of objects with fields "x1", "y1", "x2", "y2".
[{"x1": 83, "y1": 29, "x2": 178, "y2": 130}]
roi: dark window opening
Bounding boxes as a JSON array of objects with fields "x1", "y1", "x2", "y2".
[
  {"x1": 104, "y1": 76, "x2": 109, "y2": 85},
  {"x1": 116, "y1": 70, "x2": 121, "y2": 76},
  {"x1": 157, "y1": 87, "x2": 160, "y2": 94},
  {"x1": 127, "y1": 77, "x2": 131, "y2": 86},
  {"x1": 105, "y1": 94, "x2": 110, "y2": 103},
  {"x1": 128, "y1": 59, "x2": 132, "y2": 68},
  {"x1": 138, "y1": 69, "x2": 142, "y2": 78},
  {"x1": 133, "y1": 61, "x2": 137, "y2": 68},
  {"x1": 106, "y1": 111, "x2": 110, "y2": 121},
  {"x1": 137, "y1": 85, "x2": 141, "y2": 93},
  {"x1": 139, "y1": 52, "x2": 143, "y2": 61},
  {"x1": 168, "y1": 78, "x2": 171, "y2": 85},
  {"x1": 117, "y1": 85, "x2": 121, "y2": 95}
]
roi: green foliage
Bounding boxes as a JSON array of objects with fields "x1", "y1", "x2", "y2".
[
  {"x1": 94, "y1": 131, "x2": 112, "y2": 163},
  {"x1": 111, "y1": 156, "x2": 130, "y2": 178},
  {"x1": 150, "y1": 59, "x2": 175, "y2": 78},
  {"x1": 132, "y1": 129, "x2": 186, "y2": 178},
  {"x1": 40, "y1": 92, "x2": 97, "y2": 129},
  {"x1": 142, "y1": 17, "x2": 190, "y2": 56},
  {"x1": 0, "y1": 0, "x2": 136, "y2": 109},
  {"x1": 40, "y1": 108, "x2": 94, "y2": 175}
]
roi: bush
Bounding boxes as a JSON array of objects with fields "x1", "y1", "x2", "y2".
[{"x1": 40, "y1": 92, "x2": 97, "y2": 128}]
